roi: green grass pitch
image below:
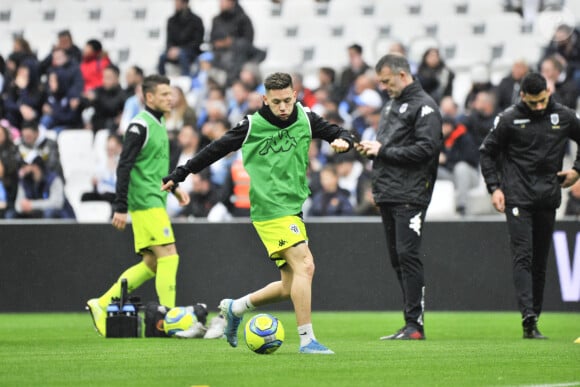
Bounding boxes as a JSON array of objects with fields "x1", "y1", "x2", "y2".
[{"x1": 0, "y1": 311, "x2": 579, "y2": 387}]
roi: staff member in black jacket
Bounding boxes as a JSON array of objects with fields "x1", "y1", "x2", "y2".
[
  {"x1": 480, "y1": 72, "x2": 580, "y2": 339},
  {"x1": 357, "y1": 54, "x2": 442, "y2": 340}
]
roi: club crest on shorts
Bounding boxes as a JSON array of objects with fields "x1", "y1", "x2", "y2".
[
  {"x1": 289, "y1": 224, "x2": 300, "y2": 234},
  {"x1": 163, "y1": 227, "x2": 170, "y2": 237}
]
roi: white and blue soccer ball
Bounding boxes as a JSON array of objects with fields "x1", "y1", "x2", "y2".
[
  {"x1": 244, "y1": 313, "x2": 285, "y2": 354},
  {"x1": 163, "y1": 307, "x2": 196, "y2": 336}
]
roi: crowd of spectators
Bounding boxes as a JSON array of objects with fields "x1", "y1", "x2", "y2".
[{"x1": 0, "y1": 0, "x2": 579, "y2": 220}]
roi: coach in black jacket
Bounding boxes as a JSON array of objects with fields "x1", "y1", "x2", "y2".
[
  {"x1": 480, "y1": 72, "x2": 580, "y2": 339},
  {"x1": 357, "y1": 54, "x2": 442, "y2": 340}
]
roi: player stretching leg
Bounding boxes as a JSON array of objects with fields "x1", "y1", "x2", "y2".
[{"x1": 162, "y1": 72, "x2": 354, "y2": 353}]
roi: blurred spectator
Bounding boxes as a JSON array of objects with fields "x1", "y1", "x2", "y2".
[
  {"x1": 223, "y1": 151, "x2": 250, "y2": 217},
  {"x1": 179, "y1": 168, "x2": 231, "y2": 221},
  {"x1": 157, "y1": 0, "x2": 205, "y2": 76},
  {"x1": 201, "y1": 117, "x2": 234, "y2": 187},
  {"x1": 16, "y1": 120, "x2": 63, "y2": 178},
  {"x1": 39, "y1": 29, "x2": 82, "y2": 76},
  {"x1": 118, "y1": 83, "x2": 144, "y2": 134},
  {"x1": 166, "y1": 85, "x2": 197, "y2": 137},
  {"x1": 333, "y1": 150, "x2": 367, "y2": 207},
  {"x1": 81, "y1": 134, "x2": 122, "y2": 206},
  {"x1": 317, "y1": 66, "x2": 339, "y2": 103},
  {"x1": 245, "y1": 91, "x2": 264, "y2": 114},
  {"x1": 190, "y1": 52, "x2": 228, "y2": 115},
  {"x1": 197, "y1": 87, "x2": 228, "y2": 140},
  {"x1": 40, "y1": 69, "x2": 84, "y2": 133},
  {"x1": 565, "y1": 180, "x2": 580, "y2": 217},
  {"x1": 360, "y1": 108, "x2": 381, "y2": 143},
  {"x1": 542, "y1": 24, "x2": 580, "y2": 91},
  {"x1": 2, "y1": 61, "x2": 43, "y2": 130},
  {"x1": 80, "y1": 39, "x2": 111, "y2": 94},
  {"x1": 437, "y1": 116, "x2": 480, "y2": 216},
  {"x1": 463, "y1": 64, "x2": 494, "y2": 111},
  {"x1": 0, "y1": 122, "x2": 22, "y2": 216},
  {"x1": 227, "y1": 80, "x2": 250, "y2": 125},
  {"x1": 463, "y1": 91, "x2": 497, "y2": 147},
  {"x1": 210, "y1": 0, "x2": 266, "y2": 85},
  {"x1": 540, "y1": 55, "x2": 578, "y2": 109},
  {"x1": 86, "y1": 64, "x2": 126, "y2": 133},
  {"x1": 6, "y1": 37, "x2": 39, "y2": 87},
  {"x1": 167, "y1": 125, "x2": 199, "y2": 217},
  {"x1": 439, "y1": 96, "x2": 460, "y2": 118},
  {"x1": 388, "y1": 41, "x2": 417, "y2": 74},
  {"x1": 292, "y1": 72, "x2": 316, "y2": 108},
  {"x1": 239, "y1": 62, "x2": 265, "y2": 94},
  {"x1": 122, "y1": 65, "x2": 144, "y2": 99},
  {"x1": 308, "y1": 164, "x2": 354, "y2": 216},
  {"x1": 354, "y1": 178, "x2": 379, "y2": 216},
  {"x1": 337, "y1": 43, "x2": 371, "y2": 101},
  {"x1": 45, "y1": 48, "x2": 84, "y2": 113},
  {"x1": 11, "y1": 155, "x2": 75, "y2": 219},
  {"x1": 496, "y1": 59, "x2": 529, "y2": 111},
  {"x1": 416, "y1": 47, "x2": 454, "y2": 104},
  {"x1": 342, "y1": 74, "x2": 383, "y2": 136}
]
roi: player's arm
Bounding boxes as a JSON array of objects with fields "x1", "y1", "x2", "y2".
[
  {"x1": 162, "y1": 119, "x2": 248, "y2": 191},
  {"x1": 112, "y1": 123, "x2": 146, "y2": 228},
  {"x1": 479, "y1": 115, "x2": 507, "y2": 194},
  {"x1": 307, "y1": 111, "x2": 355, "y2": 153},
  {"x1": 557, "y1": 111, "x2": 580, "y2": 188}
]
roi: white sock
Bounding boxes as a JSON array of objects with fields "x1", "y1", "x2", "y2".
[
  {"x1": 231, "y1": 294, "x2": 254, "y2": 317},
  {"x1": 298, "y1": 323, "x2": 316, "y2": 347}
]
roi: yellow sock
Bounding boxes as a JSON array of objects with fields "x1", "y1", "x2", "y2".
[
  {"x1": 98, "y1": 261, "x2": 155, "y2": 308},
  {"x1": 156, "y1": 254, "x2": 179, "y2": 308}
]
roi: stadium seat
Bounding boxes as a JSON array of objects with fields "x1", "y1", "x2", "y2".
[
  {"x1": 57, "y1": 129, "x2": 96, "y2": 182},
  {"x1": 426, "y1": 180, "x2": 457, "y2": 220},
  {"x1": 92, "y1": 129, "x2": 110, "y2": 166},
  {"x1": 75, "y1": 201, "x2": 112, "y2": 223}
]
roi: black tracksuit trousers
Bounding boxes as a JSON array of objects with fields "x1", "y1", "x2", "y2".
[
  {"x1": 505, "y1": 206, "x2": 556, "y2": 319},
  {"x1": 379, "y1": 203, "x2": 426, "y2": 330}
]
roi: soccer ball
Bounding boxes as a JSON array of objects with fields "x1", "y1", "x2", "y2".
[
  {"x1": 244, "y1": 313, "x2": 285, "y2": 354},
  {"x1": 163, "y1": 307, "x2": 196, "y2": 336}
]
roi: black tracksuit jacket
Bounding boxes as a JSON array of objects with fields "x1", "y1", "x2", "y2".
[
  {"x1": 480, "y1": 98, "x2": 580, "y2": 209},
  {"x1": 371, "y1": 80, "x2": 442, "y2": 207}
]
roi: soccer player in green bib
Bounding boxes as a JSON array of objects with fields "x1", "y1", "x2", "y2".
[
  {"x1": 86, "y1": 75, "x2": 190, "y2": 336},
  {"x1": 162, "y1": 72, "x2": 354, "y2": 354}
]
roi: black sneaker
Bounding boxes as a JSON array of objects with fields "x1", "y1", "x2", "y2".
[
  {"x1": 522, "y1": 315, "x2": 547, "y2": 339},
  {"x1": 380, "y1": 325, "x2": 425, "y2": 340}
]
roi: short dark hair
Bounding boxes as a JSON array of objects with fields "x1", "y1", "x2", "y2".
[
  {"x1": 105, "y1": 64, "x2": 120, "y2": 77},
  {"x1": 58, "y1": 30, "x2": 72, "y2": 39},
  {"x1": 131, "y1": 65, "x2": 144, "y2": 78},
  {"x1": 375, "y1": 54, "x2": 411, "y2": 75},
  {"x1": 264, "y1": 72, "x2": 293, "y2": 91},
  {"x1": 320, "y1": 67, "x2": 336, "y2": 82},
  {"x1": 348, "y1": 44, "x2": 363, "y2": 55},
  {"x1": 520, "y1": 72, "x2": 547, "y2": 95},
  {"x1": 142, "y1": 74, "x2": 170, "y2": 96}
]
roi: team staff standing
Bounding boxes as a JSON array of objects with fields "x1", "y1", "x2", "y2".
[
  {"x1": 356, "y1": 54, "x2": 442, "y2": 340},
  {"x1": 480, "y1": 72, "x2": 580, "y2": 339},
  {"x1": 86, "y1": 75, "x2": 190, "y2": 336},
  {"x1": 162, "y1": 72, "x2": 353, "y2": 354}
]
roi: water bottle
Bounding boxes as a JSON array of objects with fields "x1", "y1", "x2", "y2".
[
  {"x1": 122, "y1": 303, "x2": 136, "y2": 316},
  {"x1": 107, "y1": 303, "x2": 120, "y2": 317}
]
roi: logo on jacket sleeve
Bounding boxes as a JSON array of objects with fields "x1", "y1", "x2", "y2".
[{"x1": 420, "y1": 106, "x2": 434, "y2": 117}]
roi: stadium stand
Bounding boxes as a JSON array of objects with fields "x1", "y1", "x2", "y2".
[{"x1": 0, "y1": 0, "x2": 577, "y2": 221}]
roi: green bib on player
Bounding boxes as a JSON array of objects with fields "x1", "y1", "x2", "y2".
[
  {"x1": 127, "y1": 111, "x2": 169, "y2": 211},
  {"x1": 242, "y1": 103, "x2": 312, "y2": 221}
]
